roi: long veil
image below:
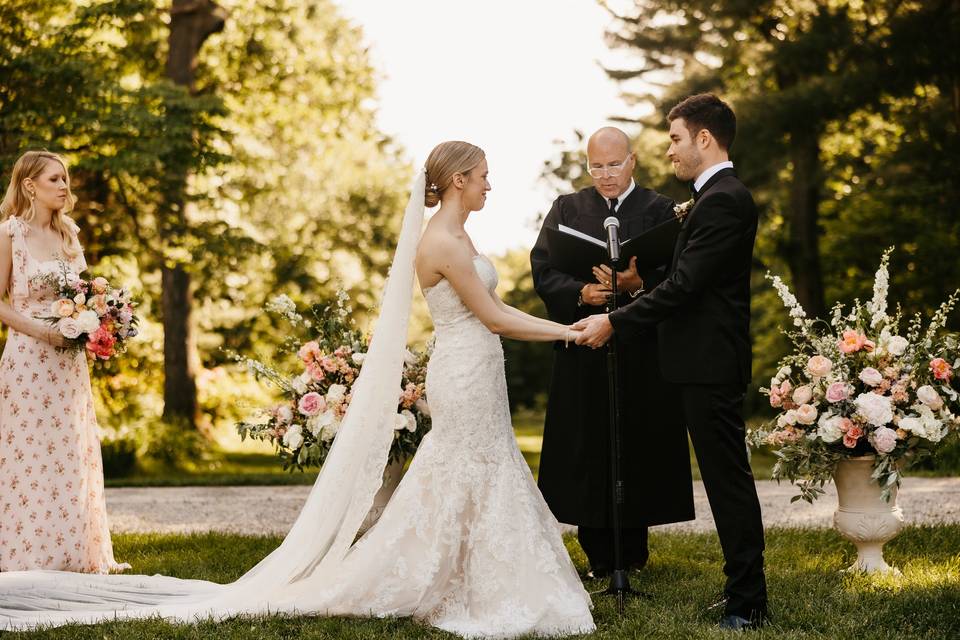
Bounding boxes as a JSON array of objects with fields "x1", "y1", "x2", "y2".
[{"x1": 0, "y1": 169, "x2": 428, "y2": 630}]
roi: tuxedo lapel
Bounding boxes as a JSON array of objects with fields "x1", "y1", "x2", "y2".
[{"x1": 669, "y1": 168, "x2": 737, "y2": 271}]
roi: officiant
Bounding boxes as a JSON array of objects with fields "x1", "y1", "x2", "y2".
[{"x1": 530, "y1": 127, "x2": 694, "y2": 578}]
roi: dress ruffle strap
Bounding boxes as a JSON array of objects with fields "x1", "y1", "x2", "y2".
[{"x1": 4, "y1": 217, "x2": 30, "y2": 301}]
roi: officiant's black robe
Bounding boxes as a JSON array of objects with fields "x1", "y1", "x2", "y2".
[{"x1": 530, "y1": 186, "x2": 695, "y2": 529}]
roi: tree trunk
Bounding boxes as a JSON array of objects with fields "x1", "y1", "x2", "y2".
[
  {"x1": 161, "y1": 0, "x2": 225, "y2": 429},
  {"x1": 786, "y1": 129, "x2": 826, "y2": 319}
]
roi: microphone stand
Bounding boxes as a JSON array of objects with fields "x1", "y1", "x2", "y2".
[{"x1": 600, "y1": 251, "x2": 641, "y2": 614}]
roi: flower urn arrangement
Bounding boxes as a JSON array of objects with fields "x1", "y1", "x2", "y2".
[{"x1": 750, "y1": 249, "x2": 959, "y2": 573}]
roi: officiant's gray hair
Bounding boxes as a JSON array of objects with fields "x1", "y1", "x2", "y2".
[{"x1": 424, "y1": 141, "x2": 485, "y2": 208}]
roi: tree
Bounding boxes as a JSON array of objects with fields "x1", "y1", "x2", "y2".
[{"x1": 160, "y1": 0, "x2": 227, "y2": 430}]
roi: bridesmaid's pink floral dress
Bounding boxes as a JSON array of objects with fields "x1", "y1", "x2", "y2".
[{"x1": 0, "y1": 216, "x2": 127, "y2": 573}]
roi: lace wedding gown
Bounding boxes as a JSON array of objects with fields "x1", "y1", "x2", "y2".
[{"x1": 0, "y1": 240, "x2": 595, "y2": 636}]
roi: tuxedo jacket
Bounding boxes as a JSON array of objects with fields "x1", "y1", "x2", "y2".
[{"x1": 608, "y1": 168, "x2": 757, "y2": 385}]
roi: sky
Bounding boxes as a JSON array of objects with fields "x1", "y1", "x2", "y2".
[{"x1": 333, "y1": 0, "x2": 640, "y2": 256}]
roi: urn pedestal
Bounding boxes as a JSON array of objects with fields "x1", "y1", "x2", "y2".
[
  {"x1": 359, "y1": 459, "x2": 406, "y2": 534},
  {"x1": 832, "y1": 456, "x2": 904, "y2": 575}
]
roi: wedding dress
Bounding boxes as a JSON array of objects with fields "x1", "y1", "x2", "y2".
[{"x1": 0, "y1": 171, "x2": 595, "y2": 638}]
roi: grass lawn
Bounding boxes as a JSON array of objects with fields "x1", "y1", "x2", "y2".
[{"x1": 8, "y1": 526, "x2": 959, "y2": 639}]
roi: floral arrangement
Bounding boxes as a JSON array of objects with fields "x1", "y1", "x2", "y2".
[
  {"x1": 750, "y1": 248, "x2": 960, "y2": 502},
  {"x1": 36, "y1": 260, "x2": 139, "y2": 360},
  {"x1": 235, "y1": 291, "x2": 432, "y2": 471},
  {"x1": 673, "y1": 198, "x2": 694, "y2": 221}
]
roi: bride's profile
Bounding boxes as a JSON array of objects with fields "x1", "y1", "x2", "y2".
[{"x1": 0, "y1": 141, "x2": 595, "y2": 638}]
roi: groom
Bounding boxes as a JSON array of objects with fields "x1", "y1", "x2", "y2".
[{"x1": 574, "y1": 94, "x2": 768, "y2": 630}]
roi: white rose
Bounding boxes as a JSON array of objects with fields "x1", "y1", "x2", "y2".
[
  {"x1": 282, "y1": 424, "x2": 304, "y2": 450},
  {"x1": 859, "y1": 367, "x2": 884, "y2": 387},
  {"x1": 291, "y1": 375, "x2": 309, "y2": 395},
  {"x1": 76, "y1": 310, "x2": 100, "y2": 334},
  {"x1": 886, "y1": 336, "x2": 908, "y2": 356},
  {"x1": 777, "y1": 410, "x2": 799, "y2": 428},
  {"x1": 898, "y1": 416, "x2": 923, "y2": 436},
  {"x1": 795, "y1": 404, "x2": 818, "y2": 425},
  {"x1": 277, "y1": 405, "x2": 294, "y2": 424},
  {"x1": 792, "y1": 385, "x2": 813, "y2": 405},
  {"x1": 73, "y1": 293, "x2": 86, "y2": 306},
  {"x1": 402, "y1": 409, "x2": 417, "y2": 432},
  {"x1": 326, "y1": 384, "x2": 347, "y2": 405},
  {"x1": 816, "y1": 414, "x2": 844, "y2": 443},
  {"x1": 351, "y1": 352, "x2": 366, "y2": 365},
  {"x1": 916, "y1": 405, "x2": 945, "y2": 443},
  {"x1": 306, "y1": 413, "x2": 323, "y2": 437},
  {"x1": 403, "y1": 349, "x2": 418, "y2": 366},
  {"x1": 854, "y1": 392, "x2": 894, "y2": 427},
  {"x1": 319, "y1": 411, "x2": 340, "y2": 442},
  {"x1": 916, "y1": 385, "x2": 944, "y2": 411},
  {"x1": 57, "y1": 317, "x2": 81, "y2": 340}
]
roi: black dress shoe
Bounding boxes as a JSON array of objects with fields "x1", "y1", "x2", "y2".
[
  {"x1": 584, "y1": 568, "x2": 610, "y2": 580},
  {"x1": 719, "y1": 609, "x2": 769, "y2": 631}
]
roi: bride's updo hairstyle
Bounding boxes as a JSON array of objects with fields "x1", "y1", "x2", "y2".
[{"x1": 423, "y1": 141, "x2": 485, "y2": 208}]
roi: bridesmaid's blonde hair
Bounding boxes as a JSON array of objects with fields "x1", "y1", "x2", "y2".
[
  {"x1": 1, "y1": 150, "x2": 80, "y2": 259},
  {"x1": 424, "y1": 141, "x2": 485, "y2": 208}
]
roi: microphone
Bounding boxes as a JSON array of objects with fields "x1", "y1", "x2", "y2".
[{"x1": 603, "y1": 216, "x2": 621, "y2": 265}]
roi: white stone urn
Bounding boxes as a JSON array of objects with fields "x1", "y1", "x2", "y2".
[
  {"x1": 832, "y1": 455, "x2": 904, "y2": 574},
  {"x1": 358, "y1": 458, "x2": 407, "y2": 534}
]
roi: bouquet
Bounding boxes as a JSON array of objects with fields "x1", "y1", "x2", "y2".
[
  {"x1": 236, "y1": 291, "x2": 432, "y2": 471},
  {"x1": 36, "y1": 260, "x2": 139, "y2": 360},
  {"x1": 750, "y1": 248, "x2": 960, "y2": 502}
]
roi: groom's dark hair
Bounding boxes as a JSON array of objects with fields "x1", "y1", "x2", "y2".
[{"x1": 668, "y1": 94, "x2": 736, "y2": 151}]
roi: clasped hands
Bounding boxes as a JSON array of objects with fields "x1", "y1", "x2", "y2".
[{"x1": 572, "y1": 257, "x2": 642, "y2": 348}]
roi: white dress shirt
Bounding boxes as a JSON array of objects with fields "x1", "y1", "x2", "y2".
[
  {"x1": 606, "y1": 179, "x2": 636, "y2": 212},
  {"x1": 694, "y1": 161, "x2": 734, "y2": 193}
]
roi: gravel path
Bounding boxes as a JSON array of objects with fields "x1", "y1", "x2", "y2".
[{"x1": 106, "y1": 477, "x2": 960, "y2": 537}]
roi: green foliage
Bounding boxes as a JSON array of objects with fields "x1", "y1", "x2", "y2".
[
  {"x1": 0, "y1": 0, "x2": 410, "y2": 456},
  {"x1": 8, "y1": 527, "x2": 960, "y2": 638}
]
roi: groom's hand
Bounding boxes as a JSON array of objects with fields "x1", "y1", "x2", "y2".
[
  {"x1": 592, "y1": 256, "x2": 644, "y2": 294},
  {"x1": 572, "y1": 314, "x2": 613, "y2": 348}
]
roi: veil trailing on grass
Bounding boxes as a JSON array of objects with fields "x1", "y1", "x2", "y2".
[{"x1": 0, "y1": 169, "x2": 427, "y2": 630}]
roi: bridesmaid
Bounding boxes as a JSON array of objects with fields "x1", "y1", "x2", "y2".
[{"x1": 0, "y1": 150, "x2": 128, "y2": 573}]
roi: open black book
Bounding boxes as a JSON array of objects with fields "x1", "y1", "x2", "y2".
[{"x1": 545, "y1": 217, "x2": 681, "y2": 282}]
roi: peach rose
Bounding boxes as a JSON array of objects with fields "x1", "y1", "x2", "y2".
[
  {"x1": 793, "y1": 385, "x2": 813, "y2": 405},
  {"x1": 91, "y1": 276, "x2": 109, "y2": 294},
  {"x1": 795, "y1": 404, "x2": 818, "y2": 425},
  {"x1": 806, "y1": 355, "x2": 832, "y2": 378},
  {"x1": 51, "y1": 298, "x2": 75, "y2": 318},
  {"x1": 843, "y1": 425, "x2": 864, "y2": 448}
]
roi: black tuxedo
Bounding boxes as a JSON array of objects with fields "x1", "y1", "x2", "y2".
[
  {"x1": 531, "y1": 185, "x2": 695, "y2": 574},
  {"x1": 609, "y1": 167, "x2": 768, "y2": 618}
]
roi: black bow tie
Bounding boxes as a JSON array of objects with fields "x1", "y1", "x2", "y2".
[{"x1": 689, "y1": 182, "x2": 699, "y2": 202}]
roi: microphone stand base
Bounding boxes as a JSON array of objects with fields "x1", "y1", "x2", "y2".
[{"x1": 591, "y1": 570, "x2": 651, "y2": 613}]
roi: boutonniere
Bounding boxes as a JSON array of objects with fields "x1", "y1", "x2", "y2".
[{"x1": 673, "y1": 198, "x2": 694, "y2": 222}]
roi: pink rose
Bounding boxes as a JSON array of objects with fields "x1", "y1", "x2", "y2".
[
  {"x1": 859, "y1": 367, "x2": 884, "y2": 387},
  {"x1": 297, "y1": 391, "x2": 326, "y2": 417},
  {"x1": 870, "y1": 426, "x2": 898, "y2": 454},
  {"x1": 843, "y1": 425, "x2": 864, "y2": 448},
  {"x1": 806, "y1": 355, "x2": 832, "y2": 378},
  {"x1": 930, "y1": 358, "x2": 953, "y2": 381},
  {"x1": 321, "y1": 357, "x2": 339, "y2": 373},
  {"x1": 826, "y1": 382, "x2": 851, "y2": 403},
  {"x1": 779, "y1": 380, "x2": 793, "y2": 396}
]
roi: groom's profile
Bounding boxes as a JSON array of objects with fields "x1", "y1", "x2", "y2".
[
  {"x1": 530, "y1": 126, "x2": 694, "y2": 580},
  {"x1": 575, "y1": 95, "x2": 770, "y2": 630}
]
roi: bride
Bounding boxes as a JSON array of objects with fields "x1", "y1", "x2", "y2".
[{"x1": 0, "y1": 141, "x2": 596, "y2": 638}]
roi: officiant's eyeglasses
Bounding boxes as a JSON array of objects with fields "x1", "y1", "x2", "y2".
[{"x1": 586, "y1": 156, "x2": 631, "y2": 179}]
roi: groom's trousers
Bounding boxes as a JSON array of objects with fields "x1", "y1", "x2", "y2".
[{"x1": 680, "y1": 383, "x2": 767, "y2": 618}]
